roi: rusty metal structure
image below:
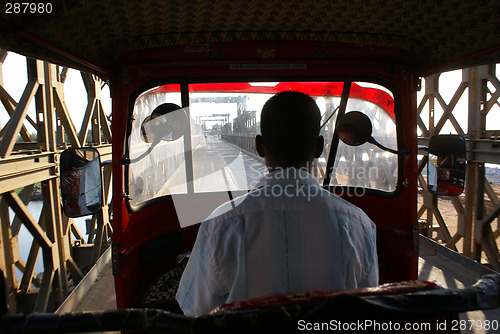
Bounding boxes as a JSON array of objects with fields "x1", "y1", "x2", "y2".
[
  {"x1": 0, "y1": 50, "x2": 112, "y2": 313},
  {"x1": 418, "y1": 64, "x2": 500, "y2": 270}
]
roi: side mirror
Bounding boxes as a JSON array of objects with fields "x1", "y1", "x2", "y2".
[
  {"x1": 336, "y1": 111, "x2": 404, "y2": 154},
  {"x1": 140, "y1": 103, "x2": 187, "y2": 143},
  {"x1": 60, "y1": 147, "x2": 103, "y2": 218},
  {"x1": 427, "y1": 135, "x2": 466, "y2": 196},
  {"x1": 336, "y1": 111, "x2": 372, "y2": 146}
]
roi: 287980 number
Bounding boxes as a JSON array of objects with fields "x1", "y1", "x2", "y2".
[{"x1": 5, "y1": 2, "x2": 52, "y2": 14}]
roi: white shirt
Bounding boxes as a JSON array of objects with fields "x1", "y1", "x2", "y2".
[{"x1": 176, "y1": 168, "x2": 378, "y2": 316}]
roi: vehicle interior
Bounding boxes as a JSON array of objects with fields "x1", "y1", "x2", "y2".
[
  {"x1": 126, "y1": 79, "x2": 401, "y2": 309},
  {"x1": 1, "y1": 1, "x2": 500, "y2": 332}
]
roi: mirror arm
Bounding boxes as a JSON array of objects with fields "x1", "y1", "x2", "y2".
[
  {"x1": 367, "y1": 137, "x2": 409, "y2": 155},
  {"x1": 128, "y1": 138, "x2": 161, "y2": 164}
]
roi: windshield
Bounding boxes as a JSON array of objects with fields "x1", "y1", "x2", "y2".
[{"x1": 127, "y1": 81, "x2": 397, "y2": 215}]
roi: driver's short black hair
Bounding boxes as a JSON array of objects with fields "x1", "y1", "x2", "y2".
[{"x1": 260, "y1": 91, "x2": 321, "y2": 165}]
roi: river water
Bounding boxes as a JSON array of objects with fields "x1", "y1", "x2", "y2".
[{"x1": 9, "y1": 201, "x2": 88, "y2": 283}]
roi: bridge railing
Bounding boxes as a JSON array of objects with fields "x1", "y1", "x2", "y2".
[
  {"x1": 0, "y1": 50, "x2": 112, "y2": 314},
  {"x1": 221, "y1": 133, "x2": 256, "y2": 154},
  {"x1": 417, "y1": 64, "x2": 500, "y2": 270}
]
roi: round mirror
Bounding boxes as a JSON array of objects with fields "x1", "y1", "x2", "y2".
[
  {"x1": 140, "y1": 103, "x2": 187, "y2": 143},
  {"x1": 336, "y1": 111, "x2": 372, "y2": 146}
]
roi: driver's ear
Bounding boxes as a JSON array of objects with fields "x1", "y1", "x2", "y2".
[
  {"x1": 256, "y1": 134, "x2": 265, "y2": 157},
  {"x1": 314, "y1": 135, "x2": 324, "y2": 158}
]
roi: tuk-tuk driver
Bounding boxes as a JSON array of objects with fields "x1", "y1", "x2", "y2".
[{"x1": 176, "y1": 91, "x2": 379, "y2": 316}]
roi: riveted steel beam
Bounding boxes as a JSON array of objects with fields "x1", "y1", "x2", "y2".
[{"x1": 0, "y1": 51, "x2": 112, "y2": 313}]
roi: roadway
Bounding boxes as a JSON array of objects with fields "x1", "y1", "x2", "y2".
[
  {"x1": 157, "y1": 136, "x2": 267, "y2": 196},
  {"x1": 191, "y1": 136, "x2": 267, "y2": 193}
]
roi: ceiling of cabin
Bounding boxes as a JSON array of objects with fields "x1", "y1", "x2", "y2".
[{"x1": 0, "y1": 0, "x2": 499, "y2": 77}]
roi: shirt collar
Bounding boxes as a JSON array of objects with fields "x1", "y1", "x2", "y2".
[{"x1": 252, "y1": 167, "x2": 321, "y2": 189}]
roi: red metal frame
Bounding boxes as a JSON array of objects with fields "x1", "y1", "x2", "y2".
[
  {"x1": 110, "y1": 41, "x2": 418, "y2": 309},
  {"x1": 153, "y1": 81, "x2": 395, "y2": 117}
]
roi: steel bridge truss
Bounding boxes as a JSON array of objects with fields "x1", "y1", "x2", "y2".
[
  {"x1": 0, "y1": 49, "x2": 112, "y2": 314},
  {"x1": 418, "y1": 64, "x2": 500, "y2": 271}
]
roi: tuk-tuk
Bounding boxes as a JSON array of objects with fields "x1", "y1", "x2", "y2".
[{"x1": 1, "y1": 1, "x2": 500, "y2": 333}]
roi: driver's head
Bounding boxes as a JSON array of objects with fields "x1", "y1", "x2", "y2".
[{"x1": 257, "y1": 91, "x2": 323, "y2": 169}]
